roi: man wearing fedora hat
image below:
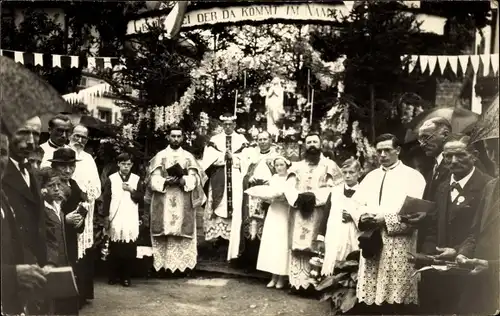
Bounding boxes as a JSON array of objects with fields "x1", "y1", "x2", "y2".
[{"x1": 50, "y1": 147, "x2": 90, "y2": 310}]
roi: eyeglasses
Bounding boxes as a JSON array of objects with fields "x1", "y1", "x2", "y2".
[{"x1": 417, "y1": 131, "x2": 439, "y2": 145}]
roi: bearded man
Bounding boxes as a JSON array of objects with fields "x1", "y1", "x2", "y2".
[
  {"x1": 68, "y1": 124, "x2": 101, "y2": 304},
  {"x1": 149, "y1": 126, "x2": 207, "y2": 273},
  {"x1": 285, "y1": 132, "x2": 343, "y2": 290},
  {"x1": 202, "y1": 113, "x2": 249, "y2": 261},
  {"x1": 239, "y1": 131, "x2": 278, "y2": 270}
]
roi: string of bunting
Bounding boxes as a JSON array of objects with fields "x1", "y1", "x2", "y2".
[
  {"x1": 0, "y1": 49, "x2": 120, "y2": 69},
  {"x1": 402, "y1": 54, "x2": 500, "y2": 76}
]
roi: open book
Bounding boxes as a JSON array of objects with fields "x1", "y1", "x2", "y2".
[{"x1": 45, "y1": 266, "x2": 79, "y2": 299}]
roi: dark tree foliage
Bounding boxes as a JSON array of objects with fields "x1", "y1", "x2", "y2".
[{"x1": 310, "y1": 0, "x2": 489, "y2": 151}]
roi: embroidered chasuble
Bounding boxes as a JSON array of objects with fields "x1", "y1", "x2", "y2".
[
  {"x1": 352, "y1": 161, "x2": 426, "y2": 306},
  {"x1": 149, "y1": 146, "x2": 207, "y2": 271},
  {"x1": 202, "y1": 132, "x2": 248, "y2": 260},
  {"x1": 285, "y1": 155, "x2": 343, "y2": 290}
]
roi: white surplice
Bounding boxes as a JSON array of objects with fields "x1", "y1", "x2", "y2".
[
  {"x1": 202, "y1": 132, "x2": 248, "y2": 261},
  {"x1": 71, "y1": 147, "x2": 101, "y2": 259},
  {"x1": 322, "y1": 184, "x2": 360, "y2": 276},
  {"x1": 352, "y1": 161, "x2": 426, "y2": 306}
]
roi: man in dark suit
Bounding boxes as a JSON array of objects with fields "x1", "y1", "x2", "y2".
[
  {"x1": 421, "y1": 134, "x2": 492, "y2": 314},
  {"x1": 418, "y1": 117, "x2": 452, "y2": 201},
  {"x1": 1, "y1": 116, "x2": 53, "y2": 313},
  {"x1": 1, "y1": 131, "x2": 47, "y2": 315},
  {"x1": 456, "y1": 138, "x2": 499, "y2": 314}
]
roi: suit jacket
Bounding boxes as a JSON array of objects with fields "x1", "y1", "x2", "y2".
[
  {"x1": 1, "y1": 160, "x2": 47, "y2": 265},
  {"x1": 423, "y1": 160, "x2": 450, "y2": 201},
  {"x1": 0, "y1": 190, "x2": 25, "y2": 314},
  {"x1": 422, "y1": 168, "x2": 492, "y2": 254},
  {"x1": 45, "y1": 202, "x2": 70, "y2": 267},
  {"x1": 457, "y1": 178, "x2": 499, "y2": 315}
]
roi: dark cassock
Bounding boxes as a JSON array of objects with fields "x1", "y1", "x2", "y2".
[
  {"x1": 421, "y1": 167, "x2": 491, "y2": 314},
  {"x1": 239, "y1": 144, "x2": 278, "y2": 269},
  {"x1": 457, "y1": 178, "x2": 500, "y2": 314},
  {"x1": 101, "y1": 171, "x2": 144, "y2": 285},
  {"x1": 60, "y1": 177, "x2": 88, "y2": 308}
]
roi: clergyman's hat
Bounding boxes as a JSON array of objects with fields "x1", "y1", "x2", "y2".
[{"x1": 48, "y1": 147, "x2": 80, "y2": 163}]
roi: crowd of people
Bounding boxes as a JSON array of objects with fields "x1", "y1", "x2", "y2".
[{"x1": 1, "y1": 109, "x2": 498, "y2": 316}]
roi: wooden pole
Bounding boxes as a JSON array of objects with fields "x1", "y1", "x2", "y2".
[
  {"x1": 234, "y1": 90, "x2": 238, "y2": 116},
  {"x1": 310, "y1": 89, "x2": 315, "y2": 125},
  {"x1": 369, "y1": 84, "x2": 376, "y2": 142}
]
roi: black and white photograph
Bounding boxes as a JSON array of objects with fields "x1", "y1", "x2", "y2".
[{"x1": 0, "y1": 1, "x2": 499, "y2": 315}]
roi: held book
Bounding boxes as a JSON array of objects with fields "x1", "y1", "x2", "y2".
[
  {"x1": 45, "y1": 266, "x2": 79, "y2": 299},
  {"x1": 398, "y1": 196, "x2": 435, "y2": 216},
  {"x1": 166, "y1": 163, "x2": 186, "y2": 178}
]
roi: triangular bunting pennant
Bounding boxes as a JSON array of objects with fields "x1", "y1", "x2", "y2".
[
  {"x1": 14, "y1": 51, "x2": 24, "y2": 64},
  {"x1": 447, "y1": 56, "x2": 458, "y2": 75},
  {"x1": 34, "y1": 53, "x2": 43, "y2": 66},
  {"x1": 491, "y1": 55, "x2": 499, "y2": 74},
  {"x1": 419, "y1": 55, "x2": 428, "y2": 73},
  {"x1": 409, "y1": 55, "x2": 418, "y2": 73},
  {"x1": 87, "y1": 57, "x2": 96, "y2": 69},
  {"x1": 470, "y1": 55, "x2": 480, "y2": 74},
  {"x1": 437, "y1": 56, "x2": 448, "y2": 74},
  {"x1": 71, "y1": 56, "x2": 79, "y2": 68},
  {"x1": 480, "y1": 54, "x2": 491, "y2": 76},
  {"x1": 52, "y1": 54, "x2": 62, "y2": 68},
  {"x1": 0, "y1": 49, "x2": 117, "y2": 69},
  {"x1": 458, "y1": 55, "x2": 469, "y2": 74},
  {"x1": 427, "y1": 55, "x2": 437, "y2": 74}
]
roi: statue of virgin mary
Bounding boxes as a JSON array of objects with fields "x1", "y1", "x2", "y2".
[{"x1": 265, "y1": 77, "x2": 285, "y2": 136}]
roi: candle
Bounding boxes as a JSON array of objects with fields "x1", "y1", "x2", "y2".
[
  {"x1": 243, "y1": 70, "x2": 247, "y2": 89},
  {"x1": 275, "y1": 133, "x2": 279, "y2": 143},
  {"x1": 234, "y1": 90, "x2": 238, "y2": 116},
  {"x1": 310, "y1": 89, "x2": 315, "y2": 125}
]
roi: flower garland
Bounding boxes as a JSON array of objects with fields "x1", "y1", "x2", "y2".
[{"x1": 351, "y1": 121, "x2": 377, "y2": 159}]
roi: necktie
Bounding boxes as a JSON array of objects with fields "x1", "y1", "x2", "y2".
[
  {"x1": 19, "y1": 161, "x2": 30, "y2": 175},
  {"x1": 344, "y1": 188, "x2": 356, "y2": 198},
  {"x1": 450, "y1": 181, "x2": 462, "y2": 192},
  {"x1": 432, "y1": 160, "x2": 439, "y2": 179}
]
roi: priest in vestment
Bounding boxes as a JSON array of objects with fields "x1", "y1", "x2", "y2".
[
  {"x1": 149, "y1": 126, "x2": 207, "y2": 272},
  {"x1": 40, "y1": 114, "x2": 72, "y2": 168},
  {"x1": 352, "y1": 134, "x2": 426, "y2": 314},
  {"x1": 239, "y1": 131, "x2": 278, "y2": 269},
  {"x1": 69, "y1": 125, "x2": 101, "y2": 303},
  {"x1": 285, "y1": 133, "x2": 343, "y2": 290},
  {"x1": 202, "y1": 114, "x2": 249, "y2": 261}
]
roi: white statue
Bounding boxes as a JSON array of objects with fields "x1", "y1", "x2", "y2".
[{"x1": 265, "y1": 77, "x2": 285, "y2": 136}]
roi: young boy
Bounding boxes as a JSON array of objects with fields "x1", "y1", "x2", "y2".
[
  {"x1": 39, "y1": 167, "x2": 79, "y2": 315},
  {"x1": 101, "y1": 153, "x2": 144, "y2": 287},
  {"x1": 321, "y1": 157, "x2": 362, "y2": 276}
]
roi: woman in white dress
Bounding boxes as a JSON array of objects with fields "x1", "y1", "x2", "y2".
[
  {"x1": 256, "y1": 156, "x2": 291, "y2": 289},
  {"x1": 322, "y1": 158, "x2": 362, "y2": 276}
]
